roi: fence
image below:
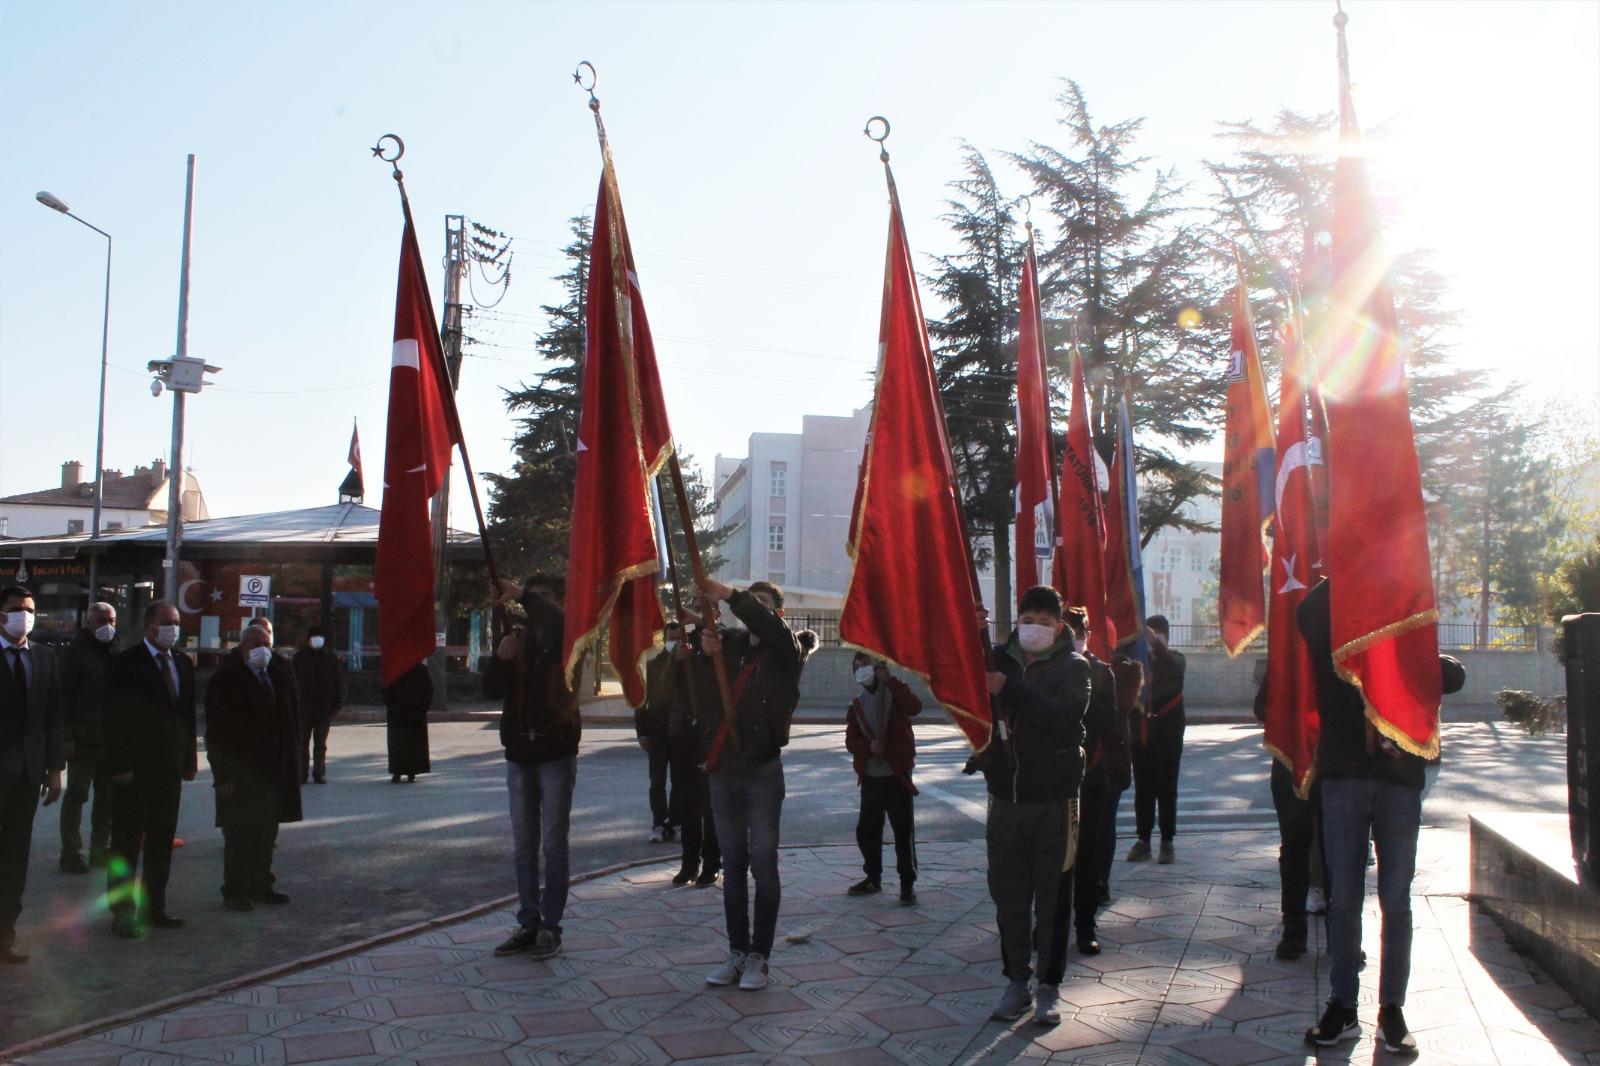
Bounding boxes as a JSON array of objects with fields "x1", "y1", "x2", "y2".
[{"x1": 1165, "y1": 620, "x2": 1541, "y2": 652}]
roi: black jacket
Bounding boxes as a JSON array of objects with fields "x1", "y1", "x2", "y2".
[
  {"x1": 634, "y1": 650, "x2": 675, "y2": 739},
  {"x1": 60, "y1": 630, "x2": 113, "y2": 758},
  {"x1": 688, "y1": 590, "x2": 803, "y2": 773},
  {"x1": 1081, "y1": 653, "x2": 1128, "y2": 792},
  {"x1": 205, "y1": 655, "x2": 303, "y2": 826},
  {"x1": 291, "y1": 645, "x2": 345, "y2": 719},
  {"x1": 0, "y1": 638, "x2": 65, "y2": 784},
  {"x1": 483, "y1": 590, "x2": 581, "y2": 766},
  {"x1": 982, "y1": 630, "x2": 1090, "y2": 803},
  {"x1": 104, "y1": 642, "x2": 198, "y2": 781}
]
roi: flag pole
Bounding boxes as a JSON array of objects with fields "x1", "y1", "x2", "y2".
[
  {"x1": 371, "y1": 134, "x2": 501, "y2": 595},
  {"x1": 574, "y1": 66, "x2": 740, "y2": 746},
  {"x1": 1024, "y1": 211, "x2": 1067, "y2": 605}
]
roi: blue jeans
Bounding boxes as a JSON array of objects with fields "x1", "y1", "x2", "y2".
[
  {"x1": 507, "y1": 756, "x2": 576, "y2": 933},
  {"x1": 1321, "y1": 777, "x2": 1421, "y2": 1007},
  {"x1": 709, "y1": 757, "x2": 785, "y2": 956}
]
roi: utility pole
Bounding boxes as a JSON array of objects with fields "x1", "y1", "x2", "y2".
[
  {"x1": 428, "y1": 215, "x2": 467, "y2": 710},
  {"x1": 163, "y1": 155, "x2": 197, "y2": 603}
]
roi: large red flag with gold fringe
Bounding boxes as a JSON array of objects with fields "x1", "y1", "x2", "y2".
[
  {"x1": 562, "y1": 158, "x2": 672, "y2": 708},
  {"x1": 1319, "y1": 15, "x2": 1441, "y2": 756},
  {"x1": 841, "y1": 175, "x2": 991, "y2": 753},
  {"x1": 1219, "y1": 261, "x2": 1277, "y2": 657},
  {"x1": 1264, "y1": 305, "x2": 1323, "y2": 795},
  {"x1": 376, "y1": 206, "x2": 460, "y2": 686},
  {"x1": 1013, "y1": 239, "x2": 1053, "y2": 603},
  {"x1": 1057, "y1": 351, "x2": 1115, "y2": 660}
]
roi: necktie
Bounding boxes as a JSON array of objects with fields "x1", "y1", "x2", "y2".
[
  {"x1": 157, "y1": 651, "x2": 178, "y2": 703},
  {"x1": 9, "y1": 648, "x2": 25, "y2": 701}
]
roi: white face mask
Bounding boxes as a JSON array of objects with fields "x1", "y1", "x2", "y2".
[
  {"x1": 308, "y1": 636, "x2": 325, "y2": 650},
  {"x1": 154, "y1": 624, "x2": 180, "y2": 649},
  {"x1": 664, "y1": 640, "x2": 679, "y2": 654},
  {"x1": 95, "y1": 624, "x2": 116, "y2": 643},
  {"x1": 247, "y1": 645, "x2": 273, "y2": 670},
  {"x1": 3, "y1": 611, "x2": 34, "y2": 641},
  {"x1": 1017, "y1": 623, "x2": 1059, "y2": 654},
  {"x1": 854, "y1": 665, "x2": 878, "y2": 687}
]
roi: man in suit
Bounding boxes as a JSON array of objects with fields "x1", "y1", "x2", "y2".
[
  {"x1": 207, "y1": 623, "x2": 302, "y2": 910},
  {"x1": 104, "y1": 599, "x2": 197, "y2": 938},
  {"x1": 59, "y1": 600, "x2": 118, "y2": 873},
  {"x1": 0, "y1": 585, "x2": 65, "y2": 963}
]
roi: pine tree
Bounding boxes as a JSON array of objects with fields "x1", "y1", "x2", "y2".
[
  {"x1": 656, "y1": 451, "x2": 736, "y2": 615},
  {"x1": 1012, "y1": 81, "x2": 1226, "y2": 544},
  {"x1": 923, "y1": 144, "x2": 1026, "y2": 632},
  {"x1": 484, "y1": 215, "x2": 590, "y2": 578}
]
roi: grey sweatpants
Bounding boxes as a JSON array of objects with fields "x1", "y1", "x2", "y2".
[{"x1": 986, "y1": 795, "x2": 1078, "y2": 982}]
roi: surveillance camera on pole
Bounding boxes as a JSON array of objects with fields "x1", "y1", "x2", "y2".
[{"x1": 147, "y1": 355, "x2": 221, "y2": 395}]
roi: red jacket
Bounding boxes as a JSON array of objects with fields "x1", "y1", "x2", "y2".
[{"x1": 845, "y1": 676, "x2": 923, "y2": 794}]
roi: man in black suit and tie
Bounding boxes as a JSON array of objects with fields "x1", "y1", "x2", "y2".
[
  {"x1": 105, "y1": 599, "x2": 197, "y2": 938},
  {"x1": 0, "y1": 585, "x2": 65, "y2": 963}
]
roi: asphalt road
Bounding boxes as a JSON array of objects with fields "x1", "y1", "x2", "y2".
[{"x1": 0, "y1": 716, "x2": 1566, "y2": 1048}]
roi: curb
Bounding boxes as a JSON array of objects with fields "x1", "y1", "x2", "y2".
[{"x1": 0, "y1": 855, "x2": 669, "y2": 1062}]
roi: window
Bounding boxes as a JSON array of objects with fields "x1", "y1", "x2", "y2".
[
  {"x1": 105, "y1": 521, "x2": 123, "y2": 530},
  {"x1": 67, "y1": 519, "x2": 85, "y2": 534},
  {"x1": 768, "y1": 523, "x2": 785, "y2": 552},
  {"x1": 1190, "y1": 551, "x2": 1203, "y2": 573},
  {"x1": 768, "y1": 570, "x2": 785, "y2": 583},
  {"x1": 769, "y1": 462, "x2": 787, "y2": 498}
]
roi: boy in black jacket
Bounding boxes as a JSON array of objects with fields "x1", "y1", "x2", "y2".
[
  {"x1": 483, "y1": 575, "x2": 582, "y2": 964},
  {"x1": 982, "y1": 585, "x2": 1091, "y2": 1026},
  {"x1": 690, "y1": 578, "x2": 802, "y2": 993}
]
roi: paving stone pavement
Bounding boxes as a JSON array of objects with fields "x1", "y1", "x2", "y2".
[{"x1": 15, "y1": 830, "x2": 1600, "y2": 1065}]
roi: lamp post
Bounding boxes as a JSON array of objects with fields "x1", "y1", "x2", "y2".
[{"x1": 36, "y1": 190, "x2": 112, "y2": 610}]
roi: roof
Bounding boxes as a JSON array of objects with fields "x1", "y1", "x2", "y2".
[
  {"x1": 0, "y1": 470, "x2": 168, "y2": 510},
  {"x1": 0, "y1": 503, "x2": 481, "y2": 559}
]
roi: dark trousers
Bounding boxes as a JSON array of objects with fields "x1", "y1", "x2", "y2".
[
  {"x1": 708, "y1": 758, "x2": 784, "y2": 957},
  {"x1": 856, "y1": 775, "x2": 916, "y2": 885},
  {"x1": 222, "y1": 819, "x2": 279, "y2": 901},
  {"x1": 0, "y1": 762, "x2": 41, "y2": 945},
  {"x1": 1096, "y1": 784, "x2": 1123, "y2": 890},
  {"x1": 671, "y1": 738, "x2": 719, "y2": 873},
  {"x1": 1270, "y1": 760, "x2": 1323, "y2": 925},
  {"x1": 987, "y1": 796, "x2": 1072, "y2": 983},
  {"x1": 1074, "y1": 782, "x2": 1109, "y2": 936},
  {"x1": 108, "y1": 776, "x2": 182, "y2": 921},
  {"x1": 301, "y1": 711, "x2": 332, "y2": 782},
  {"x1": 1133, "y1": 714, "x2": 1185, "y2": 842},
  {"x1": 646, "y1": 738, "x2": 673, "y2": 829},
  {"x1": 60, "y1": 750, "x2": 113, "y2": 859}
]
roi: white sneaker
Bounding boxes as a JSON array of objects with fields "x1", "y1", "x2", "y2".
[
  {"x1": 1307, "y1": 886, "x2": 1328, "y2": 915},
  {"x1": 649, "y1": 825, "x2": 665, "y2": 844},
  {"x1": 706, "y1": 950, "x2": 746, "y2": 986},
  {"x1": 738, "y1": 952, "x2": 769, "y2": 991}
]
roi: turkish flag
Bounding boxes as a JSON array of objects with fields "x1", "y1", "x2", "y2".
[
  {"x1": 1102, "y1": 389, "x2": 1142, "y2": 655},
  {"x1": 1219, "y1": 263, "x2": 1277, "y2": 656},
  {"x1": 1013, "y1": 241, "x2": 1053, "y2": 601},
  {"x1": 375, "y1": 207, "x2": 460, "y2": 686},
  {"x1": 563, "y1": 160, "x2": 672, "y2": 708},
  {"x1": 1057, "y1": 352, "x2": 1115, "y2": 660},
  {"x1": 841, "y1": 180, "x2": 991, "y2": 752},
  {"x1": 1319, "y1": 40, "x2": 1441, "y2": 755},
  {"x1": 1264, "y1": 308, "x2": 1323, "y2": 796}
]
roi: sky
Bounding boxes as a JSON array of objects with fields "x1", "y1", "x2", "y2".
[{"x1": 2, "y1": 0, "x2": 1596, "y2": 534}]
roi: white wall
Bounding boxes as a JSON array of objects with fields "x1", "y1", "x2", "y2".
[{"x1": 0, "y1": 503, "x2": 156, "y2": 539}]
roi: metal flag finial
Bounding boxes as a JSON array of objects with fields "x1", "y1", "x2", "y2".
[
  {"x1": 371, "y1": 134, "x2": 405, "y2": 184},
  {"x1": 863, "y1": 116, "x2": 891, "y2": 164},
  {"x1": 574, "y1": 61, "x2": 599, "y2": 112}
]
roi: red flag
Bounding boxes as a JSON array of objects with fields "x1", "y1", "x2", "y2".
[
  {"x1": 563, "y1": 160, "x2": 673, "y2": 708},
  {"x1": 1319, "y1": 20, "x2": 1441, "y2": 755},
  {"x1": 348, "y1": 422, "x2": 363, "y2": 474},
  {"x1": 1102, "y1": 389, "x2": 1140, "y2": 650},
  {"x1": 375, "y1": 209, "x2": 460, "y2": 686},
  {"x1": 1057, "y1": 351, "x2": 1115, "y2": 660},
  {"x1": 1218, "y1": 262, "x2": 1277, "y2": 656},
  {"x1": 841, "y1": 177, "x2": 991, "y2": 752},
  {"x1": 1264, "y1": 306, "x2": 1323, "y2": 795},
  {"x1": 1013, "y1": 240, "x2": 1053, "y2": 602}
]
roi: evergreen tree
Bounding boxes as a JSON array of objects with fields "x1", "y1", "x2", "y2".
[
  {"x1": 923, "y1": 144, "x2": 1025, "y2": 632},
  {"x1": 1012, "y1": 81, "x2": 1227, "y2": 544},
  {"x1": 656, "y1": 451, "x2": 736, "y2": 615}
]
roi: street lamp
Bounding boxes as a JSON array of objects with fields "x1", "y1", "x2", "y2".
[{"x1": 36, "y1": 190, "x2": 112, "y2": 611}]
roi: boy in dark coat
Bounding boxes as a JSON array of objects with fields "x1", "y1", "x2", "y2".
[
  {"x1": 668, "y1": 624, "x2": 720, "y2": 887},
  {"x1": 636, "y1": 623, "x2": 679, "y2": 843},
  {"x1": 292, "y1": 625, "x2": 345, "y2": 784},
  {"x1": 205, "y1": 624, "x2": 302, "y2": 911},
  {"x1": 1128, "y1": 614, "x2": 1185, "y2": 864},
  {"x1": 981, "y1": 584, "x2": 1091, "y2": 1026},
  {"x1": 1063, "y1": 607, "x2": 1122, "y2": 955},
  {"x1": 844, "y1": 653, "x2": 922, "y2": 904}
]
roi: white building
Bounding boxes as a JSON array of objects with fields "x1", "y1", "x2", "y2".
[
  {"x1": 0, "y1": 459, "x2": 209, "y2": 540},
  {"x1": 1140, "y1": 460, "x2": 1224, "y2": 637}
]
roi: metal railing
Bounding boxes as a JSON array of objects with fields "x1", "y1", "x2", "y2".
[
  {"x1": 1163, "y1": 620, "x2": 1542, "y2": 652},
  {"x1": 784, "y1": 612, "x2": 843, "y2": 647}
]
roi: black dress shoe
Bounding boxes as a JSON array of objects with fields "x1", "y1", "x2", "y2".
[
  {"x1": 112, "y1": 920, "x2": 146, "y2": 939},
  {"x1": 391, "y1": 774, "x2": 402, "y2": 784},
  {"x1": 672, "y1": 866, "x2": 698, "y2": 886},
  {"x1": 60, "y1": 854, "x2": 90, "y2": 874},
  {"x1": 0, "y1": 944, "x2": 29, "y2": 964},
  {"x1": 314, "y1": 776, "x2": 326, "y2": 784},
  {"x1": 257, "y1": 891, "x2": 290, "y2": 905},
  {"x1": 151, "y1": 914, "x2": 185, "y2": 929},
  {"x1": 1076, "y1": 933, "x2": 1101, "y2": 955},
  {"x1": 224, "y1": 898, "x2": 255, "y2": 912}
]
